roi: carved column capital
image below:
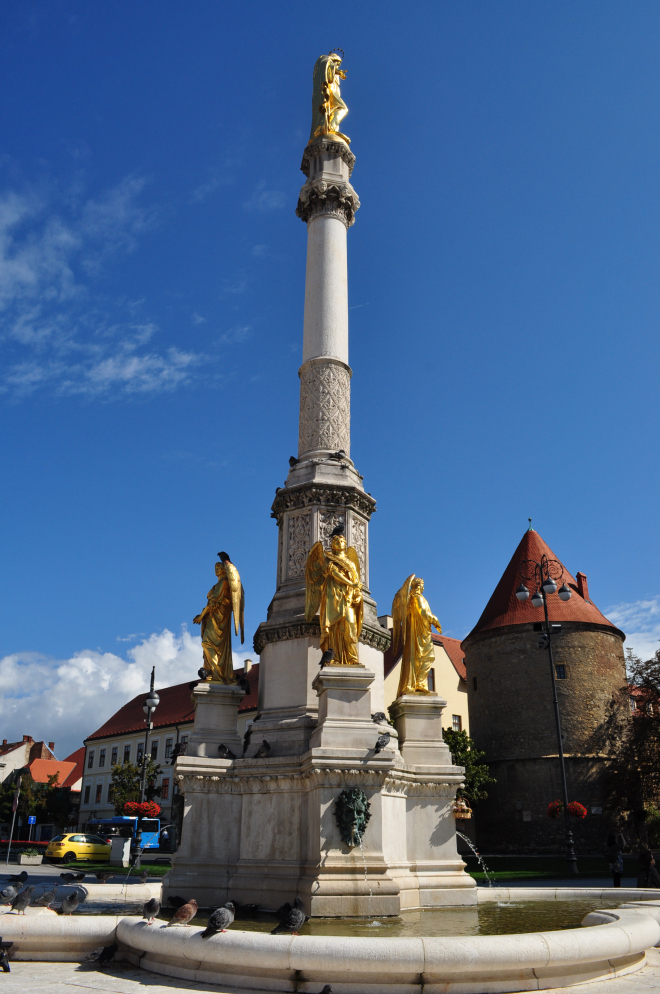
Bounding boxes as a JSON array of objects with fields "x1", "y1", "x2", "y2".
[{"x1": 296, "y1": 179, "x2": 360, "y2": 227}]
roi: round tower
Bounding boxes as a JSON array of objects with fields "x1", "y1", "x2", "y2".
[{"x1": 462, "y1": 527, "x2": 627, "y2": 853}]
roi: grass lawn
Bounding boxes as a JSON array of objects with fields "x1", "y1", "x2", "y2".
[
  {"x1": 59, "y1": 861, "x2": 170, "y2": 877},
  {"x1": 462, "y1": 854, "x2": 638, "y2": 882}
]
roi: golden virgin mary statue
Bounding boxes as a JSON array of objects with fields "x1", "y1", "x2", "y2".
[
  {"x1": 392, "y1": 575, "x2": 442, "y2": 696},
  {"x1": 305, "y1": 525, "x2": 363, "y2": 666},
  {"x1": 309, "y1": 51, "x2": 350, "y2": 144},
  {"x1": 193, "y1": 552, "x2": 244, "y2": 684}
]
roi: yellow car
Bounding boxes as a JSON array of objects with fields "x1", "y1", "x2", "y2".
[{"x1": 45, "y1": 832, "x2": 111, "y2": 863}]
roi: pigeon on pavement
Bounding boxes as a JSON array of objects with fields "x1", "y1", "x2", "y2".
[
  {"x1": 142, "y1": 897, "x2": 161, "y2": 924},
  {"x1": 270, "y1": 897, "x2": 307, "y2": 935},
  {"x1": 10, "y1": 886, "x2": 35, "y2": 914},
  {"x1": 167, "y1": 895, "x2": 188, "y2": 910},
  {"x1": 139, "y1": 869, "x2": 148, "y2": 883},
  {"x1": 60, "y1": 872, "x2": 76, "y2": 884},
  {"x1": 0, "y1": 885, "x2": 21, "y2": 904},
  {"x1": 85, "y1": 942, "x2": 118, "y2": 967},
  {"x1": 33, "y1": 886, "x2": 57, "y2": 908},
  {"x1": 95, "y1": 871, "x2": 113, "y2": 883},
  {"x1": 217, "y1": 743, "x2": 236, "y2": 760},
  {"x1": 374, "y1": 732, "x2": 391, "y2": 753},
  {"x1": 200, "y1": 902, "x2": 235, "y2": 937},
  {"x1": 74, "y1": 871, "x2": 86, "y2": 882},
  {"x1": 6, "y1": 871, "x2": 28, "y2": 884},
  {"x1": 58, "y1": 891, "x2": 81, "y2": 915},
  {"x1": 164, "y1": 898, "x2": 198, "y2": 926},
  {"x1": 254, "y1": 739, "x2": 271, "y2": 758},
  {"x1": 371, "y1": 712, "x2": 388, "y2": 724}
]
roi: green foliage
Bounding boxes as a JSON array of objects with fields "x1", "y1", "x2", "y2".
[
  {"x1": 109, "y1": 759, "x2": 162, "y2": 815},
  {"x1": 442, "y1": 728, "x2": 496, "y2": 805},
  {"x1": 646, "y1": 805, "x2": 660, "y2": 847},
  {"x1": 0, "y1": 772, "x2": 74, "y2": 829}
]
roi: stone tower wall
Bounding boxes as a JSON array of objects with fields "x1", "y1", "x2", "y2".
[{"x1": 464, "y1": 622, "x2": 627, "y2": 852}]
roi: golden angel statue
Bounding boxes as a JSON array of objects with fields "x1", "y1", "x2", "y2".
[
  {"x1": 193, "y1": 551, "x2": 244, "y2": 684},
  {"x1": 392, "y1": 576, "x2": 442, "y2": 696},
  {"x1": 305, "y1": 524, "x2": 363, "y2": 666},
  {"x1": 309, "y1": 51, "x2": 350, "y2": 144}
]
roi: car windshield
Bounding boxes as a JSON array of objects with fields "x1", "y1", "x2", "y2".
[
  {"x1": 141, "y1": 820, "x2": 159, "y2": 832},
  {"x1": 87, "y1": 836, "x2": 109, "y2": 845}
]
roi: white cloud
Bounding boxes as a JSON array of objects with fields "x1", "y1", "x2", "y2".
[
  {"x1": 605, "y1": 597, "x2": 660, "y2": 662},
  {"x1": 244, "y1": 181, "x2": 286, "y2": 212},
  {"x1": 0, "y1": 628, "x2": 254, "y2": 760},
  {"x1": 218, "y1": 324, "x2": 251, "y2": 345},
  {"x1": 191, "y1": 312, "x2": 207, "y2": 325}
]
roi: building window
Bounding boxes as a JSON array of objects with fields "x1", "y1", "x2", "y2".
[
  {"x1": 99, "y1": 748, "x2": 106, "y2": 768},
  {"x1": 180, "y1": 735, "x2": 188, "y2": 754},
  {"x1": 137, "y1": 742, "x2": 144, "y2": 763},
  {"x1": 472, "y1": 677, "x2": 477, "y2": 691},
  {"x1": 95, "y1": 784, "x2": 102, "y2": 803},
  {"x1": 452, "y1": 714, "x2": 462, "y2": 732},
  {"x1": 165, "y1": 738, "x2": 173, "y2": 759},
  {"x1": 87, "y1": 751, "x2": 95, "y2": 769},
  {"x1": 111, "y1": 746, "x2": 118, "y2": 765},
  {"x1": 427, "y1": 669, "x2": 436, "y2": 692},
  {"x1": 107, "y1": 783, "x2": 113, "y2": 803},
  {"x1": 555, "y1": 665, "x2": 566, "y2": 680},
  {"x1": 150, "y1": 741, "x2": 158, "y2": 761},
  {"x1": 161, "y1": 778, "x2": 170, "y2": 800},
  {"x1": 123, "y1": 745, "x2": 131, "y2": 764},
  {"x1": 83, "y1": 785, "x2": 91, "y2": 804}
]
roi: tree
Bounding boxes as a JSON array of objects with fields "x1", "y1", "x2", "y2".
[
  {"x1": 109, "y1": 760, "x2": 162, "y2": 816},
  {"x1": 442, "y1": 727, "x2": 496, "y2": 806},
  {"x1": 0, "y1": 772, "x2": 75, "y2": 830}
]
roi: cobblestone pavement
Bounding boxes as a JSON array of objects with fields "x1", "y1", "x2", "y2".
[{"x1": 5, "y1": 950, "x2": 660, "y2": 994}]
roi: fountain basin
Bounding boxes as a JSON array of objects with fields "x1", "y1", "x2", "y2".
[{"x1": 115, "y1": 902, "x2": 660, "y2": 993}]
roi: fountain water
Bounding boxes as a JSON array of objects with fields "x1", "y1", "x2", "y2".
[{"x1": 456, "y1": 831, "x2": 494, "y2": 887}]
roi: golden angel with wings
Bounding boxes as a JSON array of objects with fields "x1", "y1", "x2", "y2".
[
  {"x1": 305, "y1": 525, "x2": 363, "y2": 666},
  {"x1": 193, "y1": 551, "x2": 244, "y2": 684},
  {"x1": 392, "y1": 575, "x2": 442, "y2": 697},
  {"x1": 309, "y1": 52, "x2": 349, "y2": 143}
]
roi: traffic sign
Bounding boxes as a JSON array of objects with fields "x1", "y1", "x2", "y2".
[{"x1": 27, "y1": 815, "x2": 36, "y2": 825}]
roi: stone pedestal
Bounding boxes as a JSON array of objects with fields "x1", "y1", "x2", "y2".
[
  {"x1": 389, "y1": 694, "x2": 453, "y2": 768},
  {"x1": 310, "y1": 666, "x2": 391, "y2": 754},
  {"x1": 186, "y1": 682, "x2": 244, "y2": 759}
]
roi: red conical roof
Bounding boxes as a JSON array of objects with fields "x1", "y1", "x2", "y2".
[{"x1": 464, "y1": 528, "x2": 623, "y2": 641}]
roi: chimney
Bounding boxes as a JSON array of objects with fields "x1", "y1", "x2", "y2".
[
  {"x1": 576, "y1": 572, "x2": 589, "y2": 601},
  {"x1": 48, "y1": 742, "x2": 55, "y2": 751},
  {"x1": 244, "y1": 659, "x2": 252, "y2": 673},
  {"x1": 2, "y1": 740, "x2": 6, "y2": 747},
  {"x1": 22, "y1": 735, "x2": 30, "y2": 742}
]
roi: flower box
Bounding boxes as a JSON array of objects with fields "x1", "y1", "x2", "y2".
[
  {"x1": 18, "y1": 854, "x2": 43, "y2": 865},
  {"x1": 452, "y1": 800, "x2": 472, "y2": 819}
]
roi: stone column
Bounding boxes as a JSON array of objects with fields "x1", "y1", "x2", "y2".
[
  {"x1": 186, "y1": 683, "x2": 244, "y2": 759},
  {"x1": 389, "y1": 695, "x2": 453, "y2": 768}
]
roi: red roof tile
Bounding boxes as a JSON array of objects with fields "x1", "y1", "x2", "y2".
[
  {"x1": 29, "y1": 759, "x2": 76, "y2": 785},
  {"x1": 62, "y1": 747, "x2": 86, "y2": 789},
  {"x1": 86, "y1": 668, "x2": 260, "y2": 742},
  {"x1": 464, "y1": 528, "x2": 623, "y2": 641},
  {"x1": 431, "y1": 633, "x2": 467, "y2": 681}
]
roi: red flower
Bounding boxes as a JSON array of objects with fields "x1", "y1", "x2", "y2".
[
  {"x1": 123, "y1": 801, "x2": 161, "y2": 818},
  {"x1": 567, "y1": 801, "x2": 588, "y2": 819},
  {"x1": 547, "y1": 799, "x2": 563, "y2": 819}
]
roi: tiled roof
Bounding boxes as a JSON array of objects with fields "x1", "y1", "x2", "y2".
[
  {"x1": 62, "y1": 747, "x2": 85, "y2": 789},
  {"x1": 0, "y1": 740, "x2": 26, "y2": 756},
  {"x1": 464, "y1": 528, "x2": 624, "y2": 642},
  {"x1": 29, "y1": 759, "x2": 76, "y2": 785},
  {"x1": 431, "y1": 633, "x2": 467, "y2": 681},
  {"x1": 86, "y1": 668, "x2": 260, "y2": 742}
]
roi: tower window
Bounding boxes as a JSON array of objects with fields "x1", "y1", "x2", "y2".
[
  {"x1": 555, "y1": 665, "x2": 566, "y2": 680},
  {"x1": 452, "y1": 715, "x2": 462, "y2": 732},
  {"x1": 472, "y1": 676, "x2": 477, "y2": 691}
]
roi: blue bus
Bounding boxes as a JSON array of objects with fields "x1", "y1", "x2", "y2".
[{"x1": 87, "y1": 815, "x2": 161, "y2": 849}]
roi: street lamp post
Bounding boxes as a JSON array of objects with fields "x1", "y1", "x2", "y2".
[
  {"x1": 516, "y1": 551, "x2": 578, "y2": 876},
  {"x1": 134, "y1": 666, "x2": 159, "y2": 869}
]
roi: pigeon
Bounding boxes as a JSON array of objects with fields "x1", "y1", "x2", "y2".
[
  {"x1": 271, "y1": 896, "x2": 307, "y2": 935},
  {"x1": 142, "y1": 897, "x2": 161, "y2": 924},
  {"x1": 320, "y1": 649, "x2": 335, "y2": 668},
  {"x1": 85, "y1": 942, "x2": 118, "y2": 966},
  {"x1": 288, "y1": 455, "x2": 299, "y2": 468},
  {"x1": 198, "y1": 666, "x2": 209, "y2": 681},
  {"x1": 10, "y1": 886, "x2": 34, "y2": 915},
  {"x1": 6, "y1": 871, "x2": 27, "y2": 884},
  {"x1": 374, "y1": 732, "x2": 391, "y2": 753},
  {"x1": 243, "y1": 725, "x2": 253, "y2": 753},
  {"x1": 167, "y1": 894, "x2": 188, "y2": 910},
  {"x1": 33, "y1": 886, "x2": 57, "y2": 907},
  {"x1": 0, "y1": 939, "x2": 12, "y2": 974},
  {"x1": 218, "y1": 743, "x2": 236, "y2": 760},
  {"x1": 327, "y1": 450, "x2": 346, "y2": 461},
  {"x1": 95, "y1": 871, "x2": 113, "y2": 883},
  {"x1": 60, "y1": 872, "x2": 76, "y2": 884},
  {"x1": 164, "y1": 898, "x2": 198, "y2": 926},
  {"x1": 200, "y1": 901, "x2": 235, "y2": 937},
  {"x1": 317, "y1": 988, "x2": 333, "y2": 994},
  {"x1": 170, "y1": 742, "x2": 183, "y2": 764},
  {"x1": 74, "y1": 871, "x2": 86, "y2": 882},
  {"x1": 329, "y1": 523, "x2": 345, "y2": 536},
  {"x1": 254, "y1": 739, "x2": 272, "y2": 759},
  {"x1": 139, "y1": 869, "x2": 149, "y2": 884},
  {"x1": 0, "y1": 885, "x2": 21, "y2": 904},
  {"x1": 237, "y1": 673, "x2": 250, "y2": 695},
  {"x1": 371, "y1": 712, "x2": 388, "y2": 724},
  {"x1": 58, "y1": 891, "x2": 81, "y2": 915}
]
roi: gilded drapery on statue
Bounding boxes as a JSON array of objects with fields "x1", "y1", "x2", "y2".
[
  {"x1": 193, "y1": 552, "x2": 244, "y2": 684},
  {"x1": 305, "y1": 526, "x2": 363, "y2": 666},
  {"x1": 309, "y1": 52, "x2": 350, "y2": 144},
  {"x1": 392, "y1": 575, "x2": 442, "y2": 696}
]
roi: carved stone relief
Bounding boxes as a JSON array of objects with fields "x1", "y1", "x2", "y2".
[
  {"x1": 287, "y1": 511, "x2": 311, "y2": 579},
  {"x1": 319, "y1": 509, "x2": 346, "y2": 549},
  {"x1": 298, "y1": 362, "x2": 350, "y2": 457},
  {"x1": 351, "y1": 516, "x2": 367, "y2": 582}
]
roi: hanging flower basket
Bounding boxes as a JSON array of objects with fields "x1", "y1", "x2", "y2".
[
  {"x1": 452, "y1": 799, "x2": 472, "y2": 819},
  {"x1": 567, "y1": 801, "x2": 588, "y2": 820},
  {"x1": 547, "y1": 800, "x2": 563, "y2": 819},
  {"x1": 123, "y1": 801, "x2": 161, "y2": 818}
]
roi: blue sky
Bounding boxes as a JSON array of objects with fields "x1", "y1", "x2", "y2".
[{"x1": 1, "y1": 1, "x2": 659, "y2": 755}]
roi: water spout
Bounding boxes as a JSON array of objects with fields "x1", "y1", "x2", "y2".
[{"x1": 456, "y1": 831, "x2": 493, "y2": 887}]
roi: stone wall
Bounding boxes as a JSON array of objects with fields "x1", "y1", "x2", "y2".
[{"x1": 464, "y1": 622, "x2": 628, "y2": 852}]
